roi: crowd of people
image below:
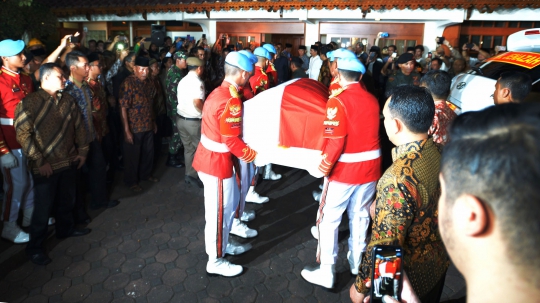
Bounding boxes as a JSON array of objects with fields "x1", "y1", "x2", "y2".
[{"x1": 0, "y1": 29, "x2": 538, "y2": 303}]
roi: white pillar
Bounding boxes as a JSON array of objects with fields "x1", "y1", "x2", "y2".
[
  {"x1": 305, "y1": 21, "x2": 320, "y2": 50},
  {"x1": 129, "y1": 21, "x2": 134, "y2": 45}
]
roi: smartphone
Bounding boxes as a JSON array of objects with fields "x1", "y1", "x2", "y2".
[
  {"x1": 499, "y1": 46, "x2": 506, "y2": 51},
  {"x1": 369, "y1": 52, "x2": 376, "y2": 60},
  {"x1": 70, "y1": 36, "x2": 79, "y2": 43},
  {"x1": 391, "y1": 53, "x2": 397, "y2": 58},
  {"x1": 428, "y1": 52, "x2": 432, "y2": 58},
  {"x1": 202, "y1": 34, "x2": 206, "y2": 39},
  {"x1": 186, "y1": 34, "x2": 191, "y2": 42},
  {"x1": 437, "y1": 37, "x2": 445, "y2": 44},
  {"x1": 370, "y1": 245, "x2": 403, "y2": 303},
  {"x1": 466, "y1": 43, "x2": 474, "y2": 49}
]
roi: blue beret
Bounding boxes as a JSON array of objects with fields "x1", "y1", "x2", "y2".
[
  {"x1": 0, "y1": 39, "x2": 25, "y2": 57},
  {"x1": 327, "y1": 51, "x2": 335, "y2": 62},
  {"x1": 238, "y1": 50, "x2": 257, "y2": 65},
  {"x1": 225, "y1": 52, "x2": 253, "y2": 73},
  {"x1": 253, "y1": 47, "x2": 271, "y2": 60},
  {"x1": 333, "y1": 48, "x2": 356, "y2": 60},
  {"x1": 337, "y1": 57, "x2": 366, "y2": 74},
  {"x1": 262, "y1": 43, "x2": 276, "y2": 54}
]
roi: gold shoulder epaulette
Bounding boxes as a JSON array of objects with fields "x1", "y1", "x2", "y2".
[
  {"x1": 229, "y1": 84, "x2": 240, "y2": 99},
  {"x1": 330, "y1": 87, "x2": 344, "y2": 98},
  {"x1": 21, "y1": 71, "x2": 29, "y2": 76}
]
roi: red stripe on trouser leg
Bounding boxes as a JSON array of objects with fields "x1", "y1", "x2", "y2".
[
  {"x1": 234, "y1": 168, "x2": 241, "y2": 219},
  {"x1": 316, "y1": 179, "x2": 330, "y2": 263},
  {"x1": 216, "y1": 179, "x2": 224, "y2": 258},
  {"x1": 250, "y1": 164, "x2": 258, "y2": 186},
  {"x1": 3, "y1": 168, "x2": 13, "y2": 222}
]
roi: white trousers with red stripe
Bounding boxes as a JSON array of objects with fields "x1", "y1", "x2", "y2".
[
  {"x1": 315, "y1": 178, "x2": 377, "y2": 267},
  {"x1": 199, "y1": 171, "x2": 240, "y2": 259},
  {"x1": 1, "y1": 149, "x2": 34, "y2": 222}
]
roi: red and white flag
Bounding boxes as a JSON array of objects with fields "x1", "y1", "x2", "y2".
[{"x1": 243, "y1": 78, "x2": 329, "y2": 173}]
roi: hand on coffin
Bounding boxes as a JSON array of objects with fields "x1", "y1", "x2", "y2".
[
  {"x1": 307, "y1": 166, "x2": 325, "y2": 179},
  {"x1": 253, "y1": 153, "x2": 270, "y2": 167}
]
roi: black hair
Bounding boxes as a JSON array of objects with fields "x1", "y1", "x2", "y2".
[
  {"x1": 498, "y1": 71, "x2": 532, "y2": 103},
  {"x1": 388, "y1": 85, "x2": 435, "y2": 134},
  {"x1": 415, "y1": 45, "x2": 425, "y2": 52},
  {"x1": 421, "y1": 70, "x2": 452, "y2": 100},
  {"x1": 123, "y1": 51, "x2": 136, "y2": 65},
  {"x1": 441, "y1": 103, "x2": 540, "y2": 284},
  {"x1": 388, "y1": 45, "x2": 397, "y2": 51},
  {"x1": 165, "y1": 36, "x2": 172, "y2": 42},
  {"x1": 406, "y1": 46, "x2": 415, "y2": 53},
  {"x1": 39, "y1": 62, "x2": 61, "y2": 83},
  {"x1": 97, "y1": 40, "x2": 104, "y2": 45},
  {"x1": 65, "y1": 50, "x2": 87, "y2": 68},
  {"x1": 337, "y1": 69, "x2": 361, "y2": 82},
  {"x1": 187, "y1": 65, "x2": 199, "y2": 71},
  {"x1": 88, "y1": 39, "x2": 97, "y2": 45},
  {"x1": 431, "y1": 57, "x2": 443, "y2": 67}
]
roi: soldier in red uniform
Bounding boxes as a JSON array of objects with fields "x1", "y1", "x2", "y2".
[
  {"x1": 192, "y1": 52, "x2": 263, "y2": 277},
  {"x1": 301, "y1": 57, "x2": 381, "y2": 288},
  {"x1": 249, "y1": 47, "x2": 270, "y2": 96},
  {"x1": 262, "y1": 44, "x2": 278, "y2": 88},
  {"x1": 0, "y1": 39, "x2": 35, "y2": 243}
]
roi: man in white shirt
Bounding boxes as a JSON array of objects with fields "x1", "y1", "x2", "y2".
[
  {"x1": 307, "y1": 45, "x2": 322, "y2": 80},
  {"x1": 177, "y1": 57, "x2": 205, "y2": 188}
]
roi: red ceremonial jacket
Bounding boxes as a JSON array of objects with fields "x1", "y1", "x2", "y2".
[
  {"x1": 318, "y1": 81, "x2": 381, "y2": 184},
  {"x1": 266, "y1": 62, "x2": 278, "y2": 88},
  {"x1": 192, "y1": 81, "x2": 257, "y2": 179},
  {"x1": 249, "y1": 66, "x2": 269, "y2": 96},
  {"x1": 0, "y1": 67, "x2": 34, "y2": 154}
]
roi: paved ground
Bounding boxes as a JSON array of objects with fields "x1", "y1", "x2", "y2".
[{"x1": 0, "y1": 155, "x2": 466, "y2": 302}]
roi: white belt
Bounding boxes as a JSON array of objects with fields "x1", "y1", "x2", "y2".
[
  {"x1": 0, "y1": 118, "x2": 13, "y2": 126},
  {"x1": 200, "y1": 134, "x2": 230, "y2": 153},
  {"x1": 338, "y1": 149, "x2": 380, "y2": 163}
]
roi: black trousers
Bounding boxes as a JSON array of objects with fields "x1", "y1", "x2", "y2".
[
  {"x1": 75, "y1": 139, "x2": 109, "y2": 215},
  {"x1": 26, "y1": 168, "x2": 76, "y2": 255},
  {"x1": 123, "y1": 131, "x2": 154, "y2": 187}
]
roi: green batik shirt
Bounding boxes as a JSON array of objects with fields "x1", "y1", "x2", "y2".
[
  {"x1": 355, "y1": 138, "x2": 449, "y2": 299},
  {"x1": 165, "y1": 65, "x2": 186, "y2": 117}
]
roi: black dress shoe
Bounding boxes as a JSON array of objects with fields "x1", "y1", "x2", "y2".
[
  {"x1": 29, "y1": 252, "x2": 52, "y2": 266},
  {"x1": 58, "y1": 228, "x2": 91, "y2": 239},
  {"x1": 106, "y1": 200, "x2": 120, "y2": 208},
  {"x1": 76, "y1": 218, "x2": 92, "y2": 225},
  {"x1": 185, "y1": 175, "x2": 204, "y2": 188},
  {"x1": 166, "y1": 153, "x2": 185, "y2": 168}
]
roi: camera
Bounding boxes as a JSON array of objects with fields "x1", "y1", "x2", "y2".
[
  {"x1": 466, "y1": 43, "x2": 474, "y2": 49},
  {"x1": 70, "y1": 36, "x2": 79, "y2": 43},
  {"x1": 428, "y1": 52, "x2": 432, "y2": 58}
]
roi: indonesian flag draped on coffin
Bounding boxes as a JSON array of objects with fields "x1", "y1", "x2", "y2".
[{"x1": 242, "y1": 78, "x2": 328, "y2": 172}]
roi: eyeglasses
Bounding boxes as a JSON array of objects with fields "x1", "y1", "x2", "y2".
[{"x1": 76, "y1": 63, "x2": 89, "y2": 68}]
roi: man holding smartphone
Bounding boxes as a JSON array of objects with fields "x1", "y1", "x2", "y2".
[{"x1": 350, "y1": 86, "x2": 448, "y2": 303}]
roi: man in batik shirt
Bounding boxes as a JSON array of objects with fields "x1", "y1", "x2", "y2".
[
  {"x1": 351, "y1": 85, "x2": 449, "y2": 303},
  {"x1": 120, "y1": 57, "x2": 158, "y2": 192},
  {"x1": 420, "y1": 70, "x2": 456, "y2": 145}
]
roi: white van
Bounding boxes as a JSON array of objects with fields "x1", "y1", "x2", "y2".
[{"x1": 448, "y1": 28, "x2": 540, "y2": 113}]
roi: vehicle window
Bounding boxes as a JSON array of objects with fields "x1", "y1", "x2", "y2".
[{"x1": 475, "y1": 61, "x2": 534, "y2": 80}]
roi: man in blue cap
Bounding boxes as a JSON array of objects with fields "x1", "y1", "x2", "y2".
[
  {"x1": 262, "y1": 43, "x2": 278, "y2": 87},
  {"x1": 193, "y1": 52, "x2": 263, "y2": 277},
  {"x1": 302, "y1": 57, "x2": 381, "y2": 289},
  {"x1": 249, "y1": 47, "x2": 270, "y2": 96},
  {"x1": 0, "y1": 39, "x2": 35, "y2": 243},
  {"x1": 250, "y1": 47, "x2": 282, "y2": 182}
]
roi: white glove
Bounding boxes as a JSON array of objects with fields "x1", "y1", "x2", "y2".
[
  {"x1": 253, "y1": 152, "x2": 270, "y2": 167},
  {"x1": 307, "y1": 166, "x2": 325, "y2": 179},
  {"x1": 0, "y1": 152, "x2": 18, "y2": 169}
]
